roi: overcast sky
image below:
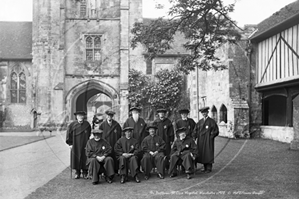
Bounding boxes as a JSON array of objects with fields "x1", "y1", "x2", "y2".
[{"x1": 0, "y1": 0, "x2": 296, "y2": 27}]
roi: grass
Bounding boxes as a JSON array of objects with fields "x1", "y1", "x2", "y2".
[{"x1": 25, "y1": 137, "x2": 298, "y2": 199}]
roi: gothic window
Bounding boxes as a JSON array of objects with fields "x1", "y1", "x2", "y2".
[
  {"x1": 80, "y1": 0, "x2": 87, "y2": 18},
  {"x1": 211, "y1": 105, "x2": 217, "y2": 122},
  {"x1": 220, "y1": 104, "x2": 227, "y2": 123},
  {"x1": 10, "y1": 71, "x2": 26, "y2": 103},
  {"x1": 85, "y1": 35, "x2": 102, "y2": 61}
]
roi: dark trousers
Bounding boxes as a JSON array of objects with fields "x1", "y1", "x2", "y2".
[
  {"x1": 141, "y1": 152, "x2": 165, "y2": 176},
  {"x1": 168, "y1": 152, "x2": 194, "y2": 174},
  {"x1": 118, "y1": 155, "x2": 139, "y2": 177},
  {"x1": 87, "y1": 157, "x2": 115, "y2": 183}
]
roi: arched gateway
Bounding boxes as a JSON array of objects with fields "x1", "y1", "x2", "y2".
[{"x1": 65, "y1": 79, "x2": 120, "y2": 122}]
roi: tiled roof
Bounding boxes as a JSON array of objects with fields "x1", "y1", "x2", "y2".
[
  {"x1": 0, "y1": 22, "x2": 32, "y2": 60},
  {"x1": 251, "y1": 1, "x2": 299, "y2": 42}
]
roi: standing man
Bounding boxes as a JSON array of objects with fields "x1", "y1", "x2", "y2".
[
  {"x1": 175, "y1": 108, "x2": 196, "y2": 138},
  {"x1": 193, "y1": 107, "x2": 219, "y2": 173},
  {"x1": 169, "y1": 127, "x2": 197, "y2": 179},
  {"x1": 86, "y1": 129, "x2": 115, "y2": 185},
  {"x1": 114, "y1": 127, "x2": 141, "y2": 183},
  {"x1": 99, "y1": 110, "x2": 122, "y2": 173},
  {"x1": 123, "y1": 106, "x2": 147, "y2": 145},
  {"x1": 141, "y1": 123, "x2": 166, "y2": 180},
  {"x1": 66, "y1": 111, "x2": 91, "y2": 179},
  {"x1": 153, "y1": 108, "x2": 174, "y2": 169}
]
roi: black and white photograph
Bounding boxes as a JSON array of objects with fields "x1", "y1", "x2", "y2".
[{"x1": 0, "y1": 0, "x2": 298, "y2": 198}]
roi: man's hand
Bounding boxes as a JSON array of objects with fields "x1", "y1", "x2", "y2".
[
  {"x1": 122, "y1": 153, "x2": 132, "y2": 158},
  {"x1": 96, "y1": 156, "x2": 105, "y2": 162},
  {"x1": 149, "y1": 151, "x2": 154, "y2": 156},
  {"x1": 69, "y1": 145, "x2": 72, "y2": 149},
  {"x1": 153, "y1": 151, "x2": 158, "y2": 156}
]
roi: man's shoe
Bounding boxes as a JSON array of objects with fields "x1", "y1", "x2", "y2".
[
  {"x1": 106, "y1": 176, "x2": 113, "y2": 184},
  {"x1": 157, "y1": 173, "x2": 164, "y2": 179},
  {"x1": 74, "y1": 174, "x2": 80, "y2": 179},
  {"x1": 200, "y1": 169, "x2": 206, "y2": 173},
  {"x1": 92, "y1": 181, "x2": 99, "y2": 185},
  {"x1": 144, "y1": 175, "x2": 149, "y2": 180},
  {"x1": 82, "y1": 173, "x2": 88, "y2": 179},
  {"x1": 120, "y1": 175, "x2": 125, "y2": 184},
  {"x1": 205, "y1": 170, "x2": 212, "y2": 173},
  {"x1": 170, "y1": 173, "x2": 177, "y2": 178},
  {"x1": 186, "y1": 173, "x2": 191, "y2": 179},
  {"x1": 135, "y1": 175, "x2": 141, "y2": 183}
]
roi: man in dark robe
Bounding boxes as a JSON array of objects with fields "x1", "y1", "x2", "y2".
[
  {"x1": 175, "y1": 108, "x2": 196, "y2": 138},
  {"x1": 114, "y1": 127, "x2": 141, "y2": 183},
  {"x1": 66, "y1": 111, "x2": 91, "y2": 179},
  {"x1": 153, "y1": 108, "x2": 174, "y2": 169},
  {"x1": 86, "y1": 129, "x2": 115, "y2": 185},
  {"x1": 169, "y1": 127, "x2": 197, "y2": 179},
  {"x1": 193, "y1": 106, "x2": 219, "y2": 173},
  {"x1": 92, "y1": 113, "x2": 104, "y2": 130},
  {"x1": 141, "y1": 123, "x2": 166, "y2": 180},
  {"x1": 123, "y1": 106, "x2": 148, "y2": 145},
  {"x1": 99, "y1": 110, "x2": 122, "y2": 173}
]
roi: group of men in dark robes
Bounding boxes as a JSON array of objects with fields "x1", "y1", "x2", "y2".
[{"x1": 66, "y1": 106, "x2": 219, "y2": 185}]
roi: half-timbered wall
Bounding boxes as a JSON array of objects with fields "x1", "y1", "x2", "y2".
[{"x1": 257, "y1": 25, "x2": 299, "y2": 85}]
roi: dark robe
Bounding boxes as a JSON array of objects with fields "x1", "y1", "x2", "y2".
[
  {"x1": 169, "y1": 137, "x2": 197, "y2": 174},
  {"x1": 99, "y1": 119, "x2": 122, "y2": 171},
  {"x1": 193, "y1": 117, "x2": 219, "y2": 164},
  {"x1": 114, "y1": 137, "x2": 140, "y2": 177},
  {"x1": 153, "y1": 118, "x2": 174, "y2": 157},
  {"x1": 66, "y1": 120, "x2": 91, "y2": 172},
  {"x1": 141, "y1": 135, "x2": 166, "y2": 175},
  {"x1": 175, "y1": 118, "x2": 196, "y2": 138},
  {"x1": 86, "y1": 138, "x2": 114, "y2": 183},
  {"x1": 123, "y1": 117, "x2": 148, "y2": 145}
]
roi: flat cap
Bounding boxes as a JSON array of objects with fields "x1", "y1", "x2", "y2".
[
  {"x1": 199, "y1": 106, "x2": 210, "y2": 113},
  {"x1": 156, "y1": 108, "x2": 167, "y2": 113},
  {"x1": 178, "y1": 108, "x2": 190, "y2": 114},
  {"x1": 129, "y1": 106, "x2": 142, "y2": 112},
  {"x1": 146, "y1": 122, "x2": 158, "y2": 131},
  {"x1": 92, "y1": 129, "x2": 103, "y2": 134},
  {"x1": 176, "y1": 127, "x2": 187, "y2": 134},
  {"x1": 105, "y1": 110, "x2": 116, "y2": 116},
  {"x1": 122, "y1": 127, "x2": 134, "y2": 132}
]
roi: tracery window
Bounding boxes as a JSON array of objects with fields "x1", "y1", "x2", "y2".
[
  {"x1": 10, "y1": 71, "x2": 26, "y2": 103},
  {"x1": 85, "y1": 35, "x2": 102, "y2": 61}
]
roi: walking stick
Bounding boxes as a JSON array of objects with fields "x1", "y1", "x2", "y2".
[{"x1": 70, "y1": 145, "x2": 72, "y2": 179}]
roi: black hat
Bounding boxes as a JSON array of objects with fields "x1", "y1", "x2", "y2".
[
  {"x1": 105, "y1": 110, "x2": 116, "y2": 116},
  {"x1": 74, "y1": 111, "x2": 86, "y2": 116},
  {"x1": 156, "y1": 108, "x2": 167, "y2": 113},
  {"x1": 199, "y1": 106, "x2": 210, "y2": 113},
  {"x1": 176, "y1": 127, "x2": 187, "y2": 134},
  {"x1": 146, "y1": 122, "x2": 158, "y2": 131},
  {"x1": 92, "y1": 129, "x2": 103, "y2": 134},
  {"x1": 179, "y1": 108, "x2": 190, "y2": 114},
  {"x1": 130, "y1": 106, "x2": 142, "y2": 112},
  {"x1": 122, "y1": 127, "x2": 134, "y2": 132}
]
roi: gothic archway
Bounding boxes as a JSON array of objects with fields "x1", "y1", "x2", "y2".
[{"x1": 65, "y1": 79, "x2": 119, "y2": 121}]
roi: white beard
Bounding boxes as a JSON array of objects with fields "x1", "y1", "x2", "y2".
[{"x1": 132, "y1": 113, "x2": 139, "y2": 122}]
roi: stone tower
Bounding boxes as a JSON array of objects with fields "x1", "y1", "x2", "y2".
[{"x1": 32, "y1": 0, "x2": 143, "y2": 127}]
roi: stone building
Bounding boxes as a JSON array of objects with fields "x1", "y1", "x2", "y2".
[
  {"x1": 188, "y1": 25, "x2": 261, "y2": 139},
  {"x1": 0, "y1": 0, "x2": 146, "y2": 131},
  {"x1": 188, "y1": 1, "x2": 299, "y2": 149}
]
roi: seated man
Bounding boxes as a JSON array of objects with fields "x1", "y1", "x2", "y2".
[
  {"x1": 169, "y1": 127, "x2": 197, "y2": 179},
  {"x1": 114, "y1": 127, "x2": 141, "y2": 184},
  {"x1": 141, "y1": 123, "x2": 166, "y2": 180},
  {"x1": 86, "y1": 129, "x2": 115, "y2": 185}
]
